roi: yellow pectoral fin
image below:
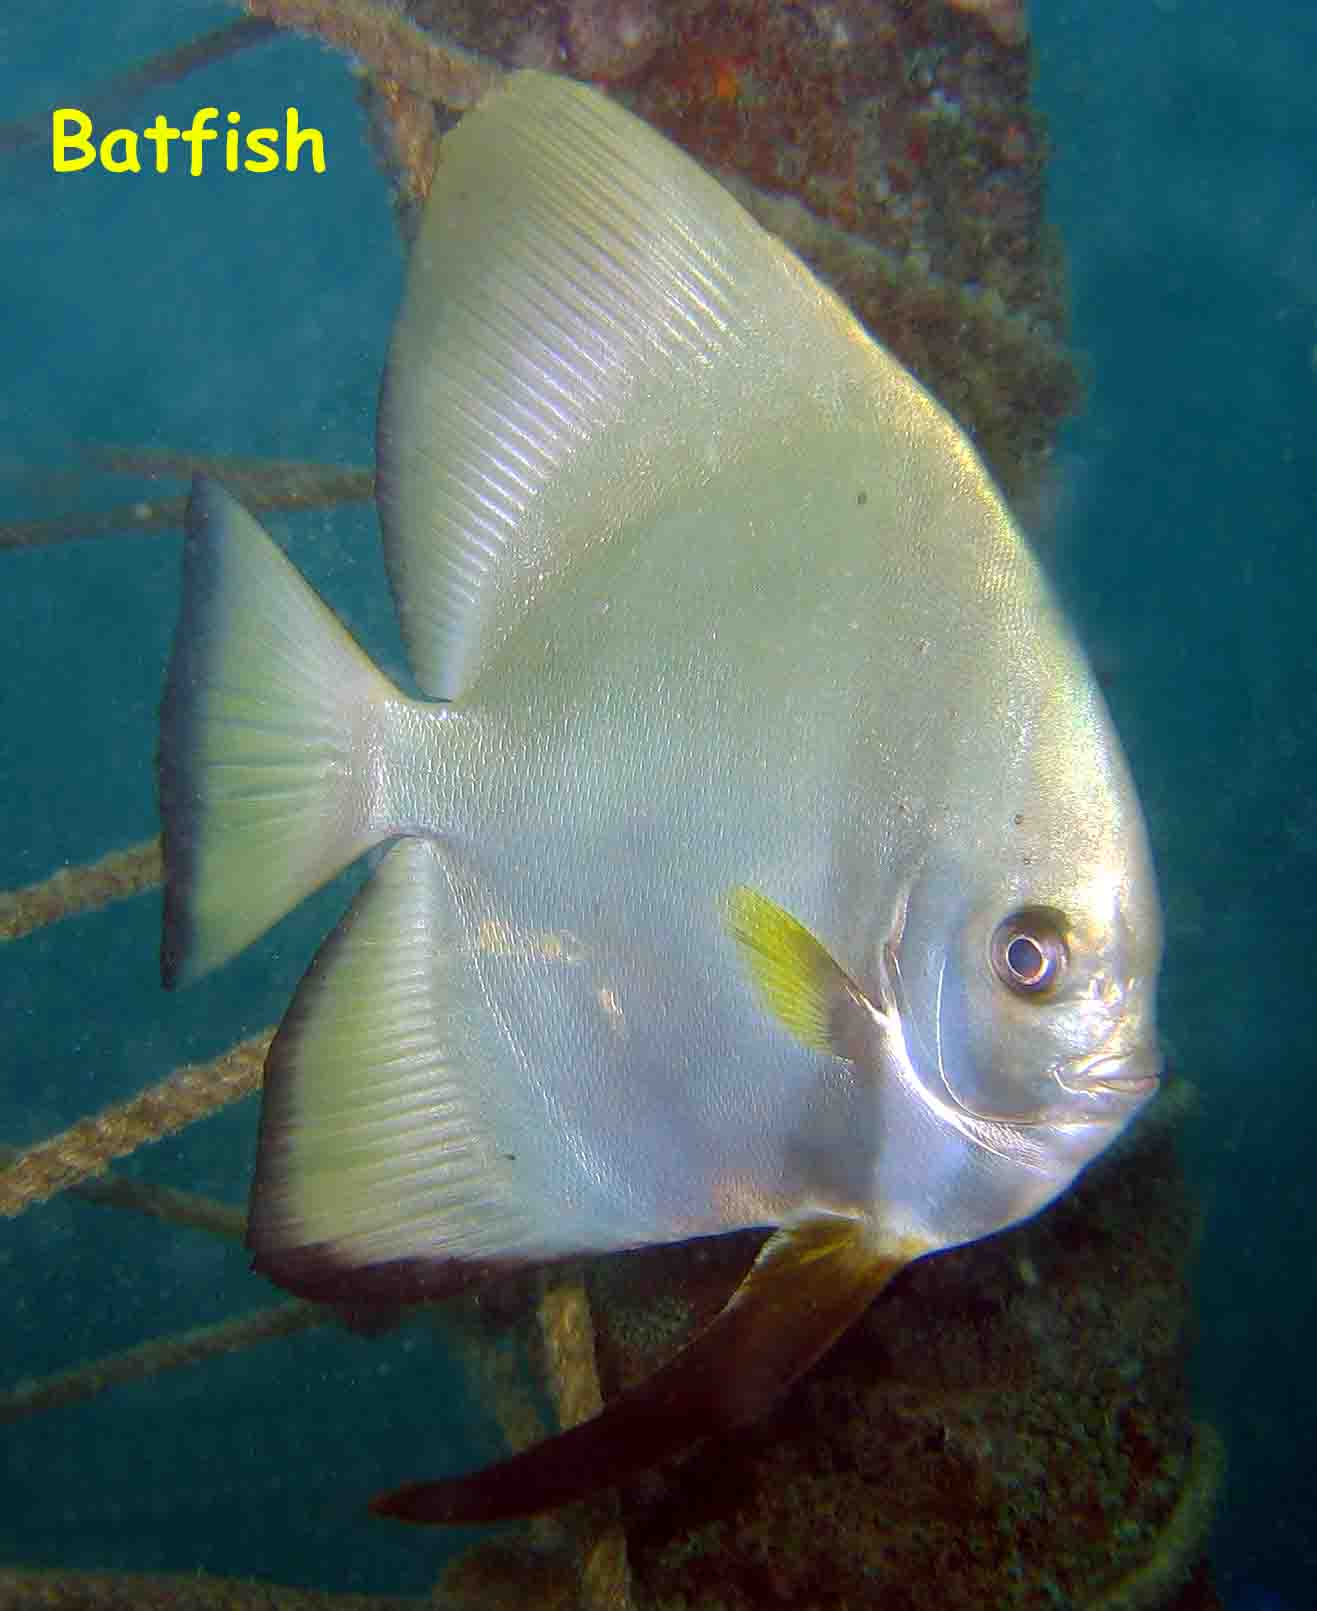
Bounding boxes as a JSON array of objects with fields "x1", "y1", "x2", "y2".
[
  {"x1": 726, "y1": 885, "x2": 867, "y2": 1056},
  {"x1": 370, "y1": 1217, "x2": 919, "y2": 1525}
]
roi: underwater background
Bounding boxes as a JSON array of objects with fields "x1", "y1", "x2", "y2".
[{"x1": 0, "y1": 2, "x2": 1311, "y2": 1608}]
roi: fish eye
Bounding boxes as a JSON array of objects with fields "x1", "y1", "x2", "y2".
[{"x1": 990, "y1": 908, "x2": 1068, "y2": 997}]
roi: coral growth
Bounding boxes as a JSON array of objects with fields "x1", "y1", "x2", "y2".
[
  {"x1": 947, "y1": 0, "x2": 1028, "y2": 48},
  {"x1": 565, "y1": 0, "x2": 665, "y2": 80}
]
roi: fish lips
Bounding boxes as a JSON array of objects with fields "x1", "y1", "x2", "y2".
[{"x1": 1059, "y1": 1043, "x2": 1162, "y2": 1111}]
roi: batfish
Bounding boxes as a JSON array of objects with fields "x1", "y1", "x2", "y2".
[{"x1": 158, "y1": 70, "x2": 1163, "y2": 1524}]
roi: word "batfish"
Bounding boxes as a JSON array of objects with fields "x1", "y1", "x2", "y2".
[{"x1": 158, "y1": 70, "x2": 1163, "y2": 1523}]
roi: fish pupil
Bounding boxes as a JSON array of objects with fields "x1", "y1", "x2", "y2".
[{"x1": 1007, "y1": 934, "x2": 1045, "y2": 982}]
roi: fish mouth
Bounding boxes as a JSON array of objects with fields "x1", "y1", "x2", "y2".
[{"x1": 1062, "y1": 1043, "x2": 1162, "y2": 1104}]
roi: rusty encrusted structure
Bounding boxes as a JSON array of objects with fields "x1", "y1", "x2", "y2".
[{"x1": 2, "y1": 3, "x2": 1217, "y2": 1607}]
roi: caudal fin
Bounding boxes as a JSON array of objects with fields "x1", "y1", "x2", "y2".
[{"x1": 159, "y1": 476, "x2": 399, "y2": 986}]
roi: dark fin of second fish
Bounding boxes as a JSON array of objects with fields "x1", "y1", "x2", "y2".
[
  {"x1": 370, "y1": 1215, "x2": 920, "y2": 1524},
  {"x1": 159, "y1": 476, "x2": 400, "y2": 986}
]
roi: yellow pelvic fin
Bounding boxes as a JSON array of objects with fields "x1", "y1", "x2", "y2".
[
  {"x1": 370, "y1": 1215, "x2": 918, "y2": 1525},
  {"x1": 726, "y1": 885, "x2": 858, "y2": 1055}
]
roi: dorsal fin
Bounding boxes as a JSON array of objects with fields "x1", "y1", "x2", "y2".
[{"x1": 376, "y1": 69, "x2": 878, "y2": 699}]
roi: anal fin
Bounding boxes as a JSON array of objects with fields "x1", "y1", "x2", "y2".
[{"x1": 247, "y1": 836, "x2": 557, "y2": 1301}]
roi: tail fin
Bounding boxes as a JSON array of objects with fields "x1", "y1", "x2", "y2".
[{"x1": 159, "y1": 476, "x2": 400, "y2": 987}]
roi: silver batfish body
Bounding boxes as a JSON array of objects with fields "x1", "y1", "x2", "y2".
[{"x1": 159, "y1": 70, "x2": 1162, "y2": 1521}]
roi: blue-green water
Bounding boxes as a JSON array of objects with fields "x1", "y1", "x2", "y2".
[
  {"x1": 1038, "y1": 12, "x2": 1315, "y2": 1605},
  {"x1": 1, "y1": 4, "x2": 1311, "y2": 1606}
]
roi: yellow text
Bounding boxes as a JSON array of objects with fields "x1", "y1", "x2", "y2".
[{"x1": 52, "y1": 107, "x2": 326, "y2": 175}]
